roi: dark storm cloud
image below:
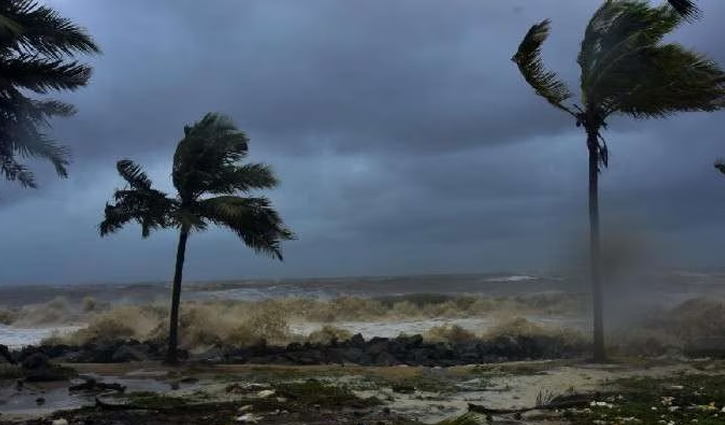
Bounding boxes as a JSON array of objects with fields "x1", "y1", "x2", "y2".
[{"x1": 1, "y1": 0, "x2": 725, "y2": 284}]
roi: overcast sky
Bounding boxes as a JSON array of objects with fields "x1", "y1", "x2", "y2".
[{"x1": 1, "y1": 0, "x2": 724, "y2": 285}]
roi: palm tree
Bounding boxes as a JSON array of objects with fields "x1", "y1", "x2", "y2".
[
  {"x1": 512, "y1": 0, "x2": 725, "y2": 361},
  {"x1": 99, "y1": 112, "x2": 295, "y2": 365},
  {"x1": 0, "y1": 0, "x2": 100, "y2": 188}
]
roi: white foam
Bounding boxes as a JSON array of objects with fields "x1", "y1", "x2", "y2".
[
  {"x1": 0, "y1": 325, "x2": 82, "y2": 349},
  {"x1": 485, "y1": 275, "x2": 537, "y2": 283}
]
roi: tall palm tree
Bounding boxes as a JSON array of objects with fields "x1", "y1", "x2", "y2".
[
  {"x1": 512, "y1": 0, "x2": 725, "y2": 361},
  {"x1": 99, "y1": 112, "x2": 295, "y2": 365},
  {"x1": 0, "y1": 0, "x2": 100, "y2": 188}
]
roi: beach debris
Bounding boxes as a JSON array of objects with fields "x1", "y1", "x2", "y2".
[
  {"x1": 69, "y1": 377, "x2": 126, "y2": 393},
  {"x1": 590, "y1": 400, "x2": 614, "y2": 408},
  {"x1": 257, "y1": 389, "x2": 275, "y2": 398},
  {"x1": 392, "y1": 384, "x2": 416, "y2": 394},
  {"x1": 468, "y1": 391, "x2": 594, "y2": 415},
  {"x1": 51, "y1": 419, "x2": 69, "y2": 425},
  {"x1": 238, "y1": 404, "x2": 253, "y2": 412},
  {"x1": 235, "y1": 413, "x2": 262, "y2": 423},
  {"x1": 226, "y1": 383, "x2": 244, "y2": 393}
]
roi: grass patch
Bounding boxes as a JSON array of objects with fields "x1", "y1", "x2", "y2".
[
  {"x1": 275, "y1": 379, "x2": 381, "y2": 409},
  {"x1": 124, "y1": 391, "x2": 189, "y2": 409},
  {"x1": 564, "y1": 374, "x2": 725, "y2": 425},
  {"x1": 0, "y1": 364, "x2": 23, "y2": 379}
]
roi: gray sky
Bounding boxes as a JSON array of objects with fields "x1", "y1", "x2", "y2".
[{"x1": 1, "y1": 0, "x2": 725, "y2": 285}]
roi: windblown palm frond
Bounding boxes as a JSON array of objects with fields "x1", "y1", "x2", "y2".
[
  {"x1": 203, "y1": 163, "x2": 279, "y2": 195},
  {"x1": 715, "y1": 160, "x2": 725, "y2": 176},
  {"x1": 198, "y1": 195, "x2": 295, "y2": 260},
  {"x1": 667, "y1": 0, "x2": 700, "y2": 21},
  {"x1": 578, "y1": 1, "x2": 681, "y2": 105},
  {"x1": 0, "y1": 0, "x2": 99, "y2": 188},
  {"x1": 0, "y1": 0, "x2": 100, "y2": 56},
  {"x1": 172, "y1": 112, "x2": 251, "y2": 200},
  {"x1": 100, "y1": 160, "x2": 176, "y2": 238},
  {"x1": 512, "y1": 20, "x2": 574, "y2": 115},
  {"x1": 608, "y1": 45, "x2": 725, "y2": 118},
  {"x1": 0, "y1": 13, "x2": 23, "y2": 36},
  {"x1": 575, "y1": 0, "x2": 725, "y2": 118},
  {"x1": 117, "y1": 159, "x2": 153, "y2": 190},
  {"x1": 0, "y1": 55, "x2": 92, "y2": 93}
]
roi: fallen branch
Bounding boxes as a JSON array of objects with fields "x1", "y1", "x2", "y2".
[
  {"x1": 468, "y1": 393, "x2": 595, "y2": 415},
  {"x1": 70, "y1": 378, "x2": 126, "y2": 393}
]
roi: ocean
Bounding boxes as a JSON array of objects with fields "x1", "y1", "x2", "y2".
[{"x1": 1, "y1": 271, "x2": 724, "y2": 348}]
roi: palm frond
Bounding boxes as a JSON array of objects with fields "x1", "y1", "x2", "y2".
[
  {"x1": 667, "y1": 0, "x2": 700, "y2": 21},
  {"x1": 0, "y1": 0, "x2": 100, "y2": 57},
  {"x1": 715, "y1": 160, "x2": 725, "y2": 176},
  {"x1": 0, "y1": 151, "x2": 35, "y2": 187},
  {"x1": 0, "y1": 55, "x2": 92, "y2": 93},
  {"x1": 204, "y1": 163, "x2": 279, "y2": 195},
  {"x1": 0, "y1": 13, "x2": 23, "y2": 36},
  {"x1": 0, "y1": 87, "x2": 71, "y2": 178},
  {"x1": 100, "y1": 182, "x2": 177, "y2": 238},
  {"x1": 512, "y1": 19, "x2": 574, "y2": 115},
  {"x1": 116, "y1": 159, "x2": 153, "y2": 190},
  {"x1": 30, "y1": 99, "x2": 76, "y2": 118},
  {"x1": 579, "y1": 0, "x2": 681, "y2": 107},
  {"x1": 197, "y1": 195, "x2": 295, "y2": 260},
  {"x1": 607, "y1": 44, "x2": 725, "y2": 118},
  {"x1": 172, "y1": 112, "x2": 251, "y2": 200},
  {"x1": 14, "y1": 133, "x2": 69, "y2": 177}
]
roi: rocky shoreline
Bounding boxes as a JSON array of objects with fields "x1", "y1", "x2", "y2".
[{"x1": 5, "y1": 332, "x2": 588, "y2": 368}]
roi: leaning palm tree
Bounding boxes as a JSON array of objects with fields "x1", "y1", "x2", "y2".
[
  {"x1": 0, "y1": 0, "x2": 100, "y2": 188},
  {"x1": 100, "y1": 112, "x2": 295, "y2": 364},
  {"x1": 512, "y1": 0, "x2": 725, "y2": 361}
]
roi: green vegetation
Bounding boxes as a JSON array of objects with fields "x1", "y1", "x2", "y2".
[
  {"x1": 512, "y1": 0, "x2": 725, "y2": 361},
  {"x1": 0, "y1": 0, "x2": 100, "y2": 188},
  {"x1": 99, "y1": 112, "x2": 295, "y2": 364},
  {"x1": 275, "y1": 379, "x2": 381, "y2": 409},
  {"x1": 565, "y1": 374, "x2": 725, "y2": 425}
]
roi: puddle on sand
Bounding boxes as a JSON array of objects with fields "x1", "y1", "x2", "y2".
[{"x1": 0, "y1": 375, "x2": 199, "y2": 415}]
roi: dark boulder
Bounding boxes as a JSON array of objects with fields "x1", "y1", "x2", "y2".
[{"x1": 111, "y1": 344, "x2": 148, "y2": 362}]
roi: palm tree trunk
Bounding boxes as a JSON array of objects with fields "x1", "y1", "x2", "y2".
[
  {"x1": 587, "y1": 129, "x2": 606, "y2": 362},
  {"x1": 165, "y1": 230, "x2": 189, "y2": 365}
]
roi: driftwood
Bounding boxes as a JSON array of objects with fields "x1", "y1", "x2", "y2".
[
  {"x1": 95, "y1": 396, "x2": 139, "y2": 410},
  {"x1": 468, "y1": 393, "x2": 595, "y2": 415},
  {"x1": 69, "y1": 378, "x2": 126, "y2": 393}
]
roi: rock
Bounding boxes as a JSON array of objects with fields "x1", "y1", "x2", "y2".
[
  {"x1": 350, "y1": 333, "x2": 365, "y2": 347},
  {"x1": 0, "y1": 344, "x2": 16, "y2": 365},
  {"x1": 51, "y1": 420, "x2": 69, "y2": 425},
  {"x1": 374, "y1": 351, "x2": 401, "y2": 366},
  {"x1": 257, "y1": 389, "x2": 275, "y2": 398},
  {"x1": 35, "y1": 397, "x2": 45, "y2": 405},
  {"x1": 21, "y1": 352, "x2": 50, "y2": 370},
  {"x1": 111, "y1": 344, "x2": 148, "y2": 362},
  {"x1": 684, "y1": 337, "x2": 725, "y2": 358}
]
